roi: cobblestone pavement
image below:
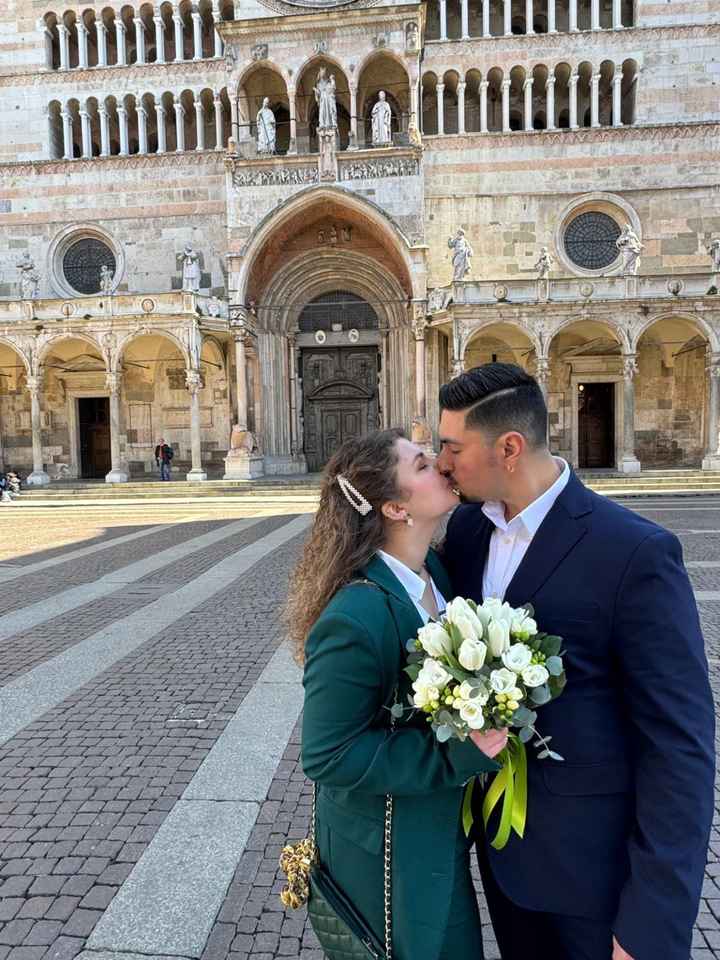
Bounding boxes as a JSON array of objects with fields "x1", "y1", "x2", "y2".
[{"x1": 0, "y1": 496, "x2": 719, "y2": 960}]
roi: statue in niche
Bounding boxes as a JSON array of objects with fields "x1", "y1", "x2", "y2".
[
  {"x1": 706, "y1": 238, "x2": 720, "y2": 273},
  {"x1": 406, "y1": 21, "x2": 419, "y2": 51},
  {"x1": 616, "y1": 224, "x2": 643, "y2": 276},
  {"x1": 534, "y1": 246, "x2": 553, "y2": 279},
  {"x1": 256, "y1": 97, "x2": 276, "y2": 155},
  {"x1": 371, "y1": 91, "x2": 393, "y2": 146},
  {"x1": 448, "y1": 229, "x2": 473, "y2": 281},
  {"x1": 314, "y1": 67, "x2": 338, "y2": 130},
  {"x1": 100, "y1": 264, "x2": 114, "y2": 296},
  {"x1": 16, "y1": 253, "x2": 40, "y2": 300},
  {"x1": 179, "y1": 243, "x2": 201, "y2": 292}
]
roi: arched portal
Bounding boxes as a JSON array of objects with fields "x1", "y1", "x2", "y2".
[
  {"x1": 239, "y1": 188, "x2": 416, "y2": 474},
  {"x1": 0, "y1": 341, "x2": 31, "y2": 473}
]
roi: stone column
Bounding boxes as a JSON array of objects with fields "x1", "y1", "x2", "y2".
[
  {"x1": 569, "y1": 72, "x2": 579, "y2": 128},
  {"x1": 410, "y1": 80, "x2": 419, "y2": 136},
  {"x1": 115, "y1": 19, "x2": 126, "y2": 66},
  {"x1": 96, "y1": 20, "x2": 108, "y2": 66},
  {"x1": 702, "y1": 354, "x2": 720, "y2": 470},
  {"x1": 613, "y1": 71, "x2": 623, "y2": 126},
  {"x1": 99, "y1": 104, "x2": 110, "y2": 156},
  {"x1": 414, "y1": 320, "x2": 427, "y2": 420},
  {"x1": 156, "y1": 103, "x2": 167, "y2": 153},
  {"x1": 349, "y1": 84, "x2": 358, "y2": 147},
  {"x1": 569, "y1": 0, "x2": 578, "y2": 31},
  {"x1": 525, "y1": 0, "x2": 534, "y2": 33},
  {"x1": 461, "y1": 0, "x2": 470, "y2": 38},
  {"x1": 504, "y1": 0, "x2": 512, "y2": 34},
  {"x1": 523, "y1": 77, "x2": 534, "y2": 131},
  {"x1": 154, "y1": 15, "x2": 165, "y2": 62},
  {"x1": 137, "y1": 104, "x2": 148, "y2": 153},
  {"x1": 501, "y1": 78, "x2": 511, "y2": 132},
  {"x1": 535, "y1": 357, "x2": 550, "y2": 399},
  {"x1": 186, "y1": 369, "x2": 207, "y2": 481},
  {"x1": 213, "y1": 93, "x2": 223, "y2": 149},
  {"x1": 288, "y1": 88, "x2": 297, "y2": 153},
  {"x1": 174, "y1": 96, "x2": 185, "y2": 152},
  {"x1": 105, "y1": 372, "x2": 129, "y2": 483},
  {"x1": 26, "y1": 376, "x2": 49, "y2": 486},
  {"x1": 439, "y1": 0, "x2": 447, "y2": 39},
  {"x1": 591, "y1": 72, "x2": 601, "y2": 127},
  {"x1": 591, "y1": 0, "x2": 600, "y2": 29},
  {"x1": 191, "y1": 10, "x2": 203, "y2": 60},
  {"x1": 613, "y1": 0, "x2": 623, "y2": 28},
  {"x1": 234, "y1": 333, "x2": 249, "y2": 431},
  {"x1": 43, "y1": 25, "x2": 55, "y2": 69},
  {"x1": 173, "y1": 8, "x2": 184, "y2": 61},
  {"x1": 134, "y1": 17, "x2": 146, "y2": 63},
  {"x1": 211, "y1": 0, "x2": 223, "y2": 57},
  {"x1": 546, "y1": 74, "x2": 556, "y2": 130},
  {"x1": 483, "y1": 0, "x2": 491, "y2": 36},
  {"x1": 230, "y1": 94, "x2": 239, "y2": 142},
  {"x1": 58, "y1": 23, "x2": 70, "y2": 70},
  {"x1": 480, "y1": 79, "x2": 489, "y2": 132},
  {"x1": 80, "y1": 108, "x2": 92, "y2": 158},
  {"x1": 117, "y1": 105, "x2": 129, "y2": 155},
  {"x1": 195, "y1": 99, "x2": 205, "y2": 150},
  {"x1": 77, "y1": 20, "x2": 89, "y2": 68},
  {"x1": 619, "y1": 355, "x2": 641, "y2": 473},
  {"x1": 457, "y1": 81, "x2": 466, "y2": 134},
  {"x1": 548, "y1": 0, "x2": 556, "y2": 32},
  {"x1": 61, "y1": 107, "x2": 73, "y2": 159},
  {"x1": 436, "y1": 82, "x2": 445, "y2": 135}
]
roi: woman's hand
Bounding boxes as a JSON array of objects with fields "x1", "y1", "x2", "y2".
[{"x1": 469, "y1": 727, "x2": 508, "y2": 759}]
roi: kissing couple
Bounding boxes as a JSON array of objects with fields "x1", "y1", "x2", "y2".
[{"x1": 288, "y1": 361, "x2": 715, "y2": 960}]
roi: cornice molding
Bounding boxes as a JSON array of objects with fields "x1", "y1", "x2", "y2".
[
  {"x1": 0, "y1": 149, "x2": 227, "y2": 179},
  {"x1": 0, "y1": 56, "x2": 228, "y2": 90}
]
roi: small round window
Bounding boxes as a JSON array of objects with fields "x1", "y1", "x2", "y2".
[
  {"x1": 62, "y1": 238, "x2": 116, "y2": 295},
  {"x1": 564, "y1": 212, "x2": 621, "y2": 271}
]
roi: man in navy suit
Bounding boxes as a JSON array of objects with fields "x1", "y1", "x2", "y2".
[{"x1": 438, "y1": 362, "x2": 715, "y2": 960}]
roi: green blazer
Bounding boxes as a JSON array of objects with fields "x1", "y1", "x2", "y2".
[{"x1": 302, "y1": 550, "x2": 500, "y2": 960}]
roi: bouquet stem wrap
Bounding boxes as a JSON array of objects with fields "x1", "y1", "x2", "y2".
[{"x1": 466, "y1": 734, "x2": 528, "y2": 850}]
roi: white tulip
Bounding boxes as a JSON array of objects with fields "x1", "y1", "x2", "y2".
[
  {"x1": 458, "y1": 636, "x2": 488, "y2": 671},
  {"x1": 482, "y1": 598, "x2": 514, "y2": 625},
  {"x1": 446, "y1": 598, "x2": 486, "y2": 639},
  {"x1": 487, "y1": 618, "x2": 511, "y2": 658},
  {"x1": 501, "y1": 643, "x2": 533, "y2": 673},
  {"x1": 490, "y1": 667, "x2": 518, "y2": 695},
  {"x1": 459, "y1": 700, "x2": 486, "y2": 730},
  {"x1": 511, "y1": 612, "x2": 538, "y2": 638},
  {"x1": 522, "y1": 664, "x2": 550, "y2": 688},
  {"x1": 454, "y1": 612, "x2": 481, "y2": 644},
  {"x1": 417, "y1": 621, "x2": 452, "y2": 658}
]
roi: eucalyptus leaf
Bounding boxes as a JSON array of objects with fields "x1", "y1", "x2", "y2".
[
  {"x1": 548, "y1": 750, "x2": 565, "y2": 761},
  {"x1": 406, "y1": 639, "x2": 417, "y2": 652},
  {"x1": 536, "y1": 749, "x2": 550, "y2": 760},
  {"x1": 545, "y1": 656, "x2": 563, "y2": 677},
  {"x1": 438, "y1": 710, "x2": 454, "y2": 725},
  {"x1": 404, "y1": 664, "x2": 420, "y2": 682},
  {"x1": 512, "y1": 706, "x2": 534, "y2": 726},
  {"x1": 436, "y1": 724, "x2": 453, "y2": 743},
  {"x1": 523, "y1": 603, "x2": 535, "y2": 618},
  {"x1": 541, "y1": 635, "x2": 563, "y2": 658},
  {"x1": 530, "y1": 684, "x2": 552, "y2": 706},
  {"x1": 390, "y1": 703, "x2": 404, "y2": 719},
  {"x1": 519, "y1": 726, "x2": 534, "y2": 743}
]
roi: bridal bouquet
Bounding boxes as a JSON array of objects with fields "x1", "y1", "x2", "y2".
[{"x1": 403, "y1": 597, "x2": 567, "y2": 849}]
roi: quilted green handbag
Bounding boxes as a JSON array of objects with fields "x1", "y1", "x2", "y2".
[{"x1": 280, "y1": 784, "x2": 392, "y2": 960}]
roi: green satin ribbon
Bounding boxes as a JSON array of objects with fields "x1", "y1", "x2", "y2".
[{"x1": 481, "y1": 735, "x2": 528, "y2": 850}]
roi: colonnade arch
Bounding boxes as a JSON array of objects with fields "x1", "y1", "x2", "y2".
[{"x1": 425, "y1": 0, "x2": 635, "y2": 40}]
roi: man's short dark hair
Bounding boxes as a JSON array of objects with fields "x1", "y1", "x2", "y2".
[{"x1": 439, "y1": 362, "x2": 548, "y2": 449}]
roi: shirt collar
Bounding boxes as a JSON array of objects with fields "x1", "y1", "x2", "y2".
[
  {"x1": 376, "y1": 550, "x2": 425, "y2": 604},
  {"x1": 482, "y1": 458, "x2": 570, "y2": 537}
]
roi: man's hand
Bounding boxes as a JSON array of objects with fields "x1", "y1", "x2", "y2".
[{"x1": 613, "y1": 935, "x2": 634, "y2": 959}]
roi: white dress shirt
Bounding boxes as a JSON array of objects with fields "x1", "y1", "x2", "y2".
[
  {"x1": 377, "y1": 550, "x2": 447, "y2": 625},
  {"x1": 482, "y1": 458, "x2": 570, "y2": 601}
]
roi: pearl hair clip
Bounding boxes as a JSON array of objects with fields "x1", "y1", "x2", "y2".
[{"x1": 336, "y1": 474, "x2": 373, "y2": 516}]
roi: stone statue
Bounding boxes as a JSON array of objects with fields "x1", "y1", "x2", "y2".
[
  {"x1": 256, "y1": 97, "x2": 276, "y2": 155},
  {"x1": 371, "y1": 91, "x2": 393, "y2": 146},
  {"x1": 179, "y1": 243, "x2": 201, "y2": 292},
  {"x1": 224, "y1": 422, "x2": 263, "y2": 479},
  {"x1": 406, "y1": 21, "x2": 419, "y2": 51},
  {"x1": 17, "y1": 253, "x2": 39, "y2": 300},
  {"x1": 314, "y1": 67, "x2": 338, "y2": 131},
  {"x1": 99, "y1": 264, "x2": 114, "y2": 296},
  {"x1": 534, "y1": 246, "x2": 553, "y2": 279},
  {"x1": 448, "y1": 229, "x2": 473, "y2": 281},
  {"x1": 616, "y1": 225, "x2": 643, "y2": 276},
  {"x1": 411, "y1": 417, "x2": 433, "y2": 447},
  {"x1": 707, "y1": 238, "x2": 720, "y2": 273},
  {"x1": 408, "y1": 119, "x2": 422, "y2": 148},
  {"x1": 229, "y1": 423, "x2": 257, "y2": 454},
  {"x1": 427, "y1": 287, "x2": 451, "y2": 313}
]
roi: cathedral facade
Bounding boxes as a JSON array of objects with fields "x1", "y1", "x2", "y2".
[{"x1": 0, "y1": 0, "x2": 718, "y2": 483}]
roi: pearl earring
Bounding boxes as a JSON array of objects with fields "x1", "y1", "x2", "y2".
[{"x1": 405, "y1": 516, "x2": 414, "y2": 527}]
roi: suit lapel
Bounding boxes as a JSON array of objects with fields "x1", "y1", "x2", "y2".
[
  {"x1": 425, "y1": 548, "x2": 451, "y2": 602},
  {"x1": 504, "y1": 472, "x2": 593, "y2": 609}
]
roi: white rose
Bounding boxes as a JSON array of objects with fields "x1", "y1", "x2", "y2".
[
  {"x1": 417, "y1": 659, "x2": 452, "y2": 690},
  {"x1": 459, "y1": 700, "x2": 486, "y2": 730},
  {"x1": 522, "y1": 664, "x2": 550, "y2": 688},
  {"x1": 417, "y1": 621, "x2": 452, "y2": 658},
  {"x1": 458, "y1": 636, "x2": 487, "y2": 671},
  {"x1": 501, "y1": 643, "x2": 533, "y2": 673},
  {"x1": 511, "y1": 611, "x2": 538, "y2": 637},
  {"x1": 446, "y1": 598, "x2": 486, "y2": 639},
  {"x1": 487, "y1": 618, "x2": 511, "y2": 658},
  {"x1": 490, "y1": 667, "x2": 517, "y2": 695}
]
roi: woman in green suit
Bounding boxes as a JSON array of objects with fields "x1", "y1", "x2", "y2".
[{"x1": 288, "y1": 429, "x2": 506, "y2": 960}]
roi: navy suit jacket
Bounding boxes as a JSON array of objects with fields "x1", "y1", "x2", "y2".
[{"x1": 444, "y1": 472, "x2": 715, "y2": 960}]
